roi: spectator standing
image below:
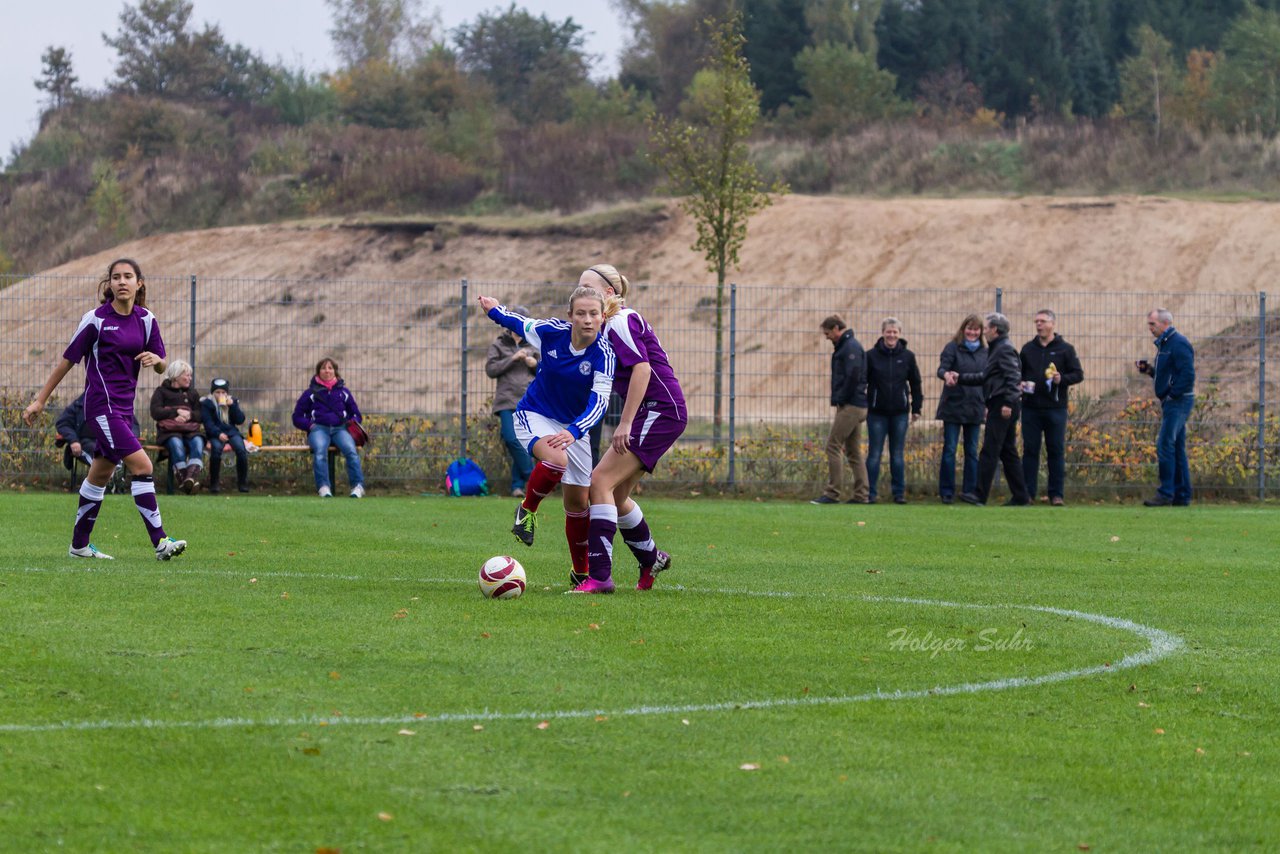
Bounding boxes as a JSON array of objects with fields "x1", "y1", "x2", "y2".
[
  {"x1": 948, "y1": 312, "x2": 1029, "y2": 507},
  {"x1": 150, "y1": 359, "x2": 205, "y2": 494},
  {"x1": 201, "y1": 377, "x2": 250, "y2": 494},
  {"x1": 1019, "y1": 309, "x2": 1084, "y2": 506},
  {"x1": 485, "y1": 308, "x2": 539, "y2": 497},
  {"x1": 1138, "y1": 308, "x2": 1195, "y2": 506},
  {"x1": 935, "y1": 314, "x2": 987, "y2": 504},
  {"x1": 811, "y1": 314, "x2": 869, "y2": 505},
  {"x1": 864, "y1": 317, "x2": 922, "y2": 504}
]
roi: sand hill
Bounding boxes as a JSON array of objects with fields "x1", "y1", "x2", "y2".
[{"x1": 8, "y1": 195, "x2": 1278, "y2": 421}]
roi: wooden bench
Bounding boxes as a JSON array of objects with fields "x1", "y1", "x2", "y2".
[{"x1": 146, "y1": 443, "x2": 338, "y2": 494}]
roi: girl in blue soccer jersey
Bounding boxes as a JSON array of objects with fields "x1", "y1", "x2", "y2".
[
  {"x1": 22, "y1": 258, "x2": 187, "y2": 561},
  {"x1": 477, "y1": 288, "x2": 615, "y2": 587},
  {"x1": 578, "y1": 264, "x2": 687, "y2": 593}
]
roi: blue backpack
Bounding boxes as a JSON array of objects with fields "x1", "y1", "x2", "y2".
[{"x1": 445, "y1": 458, "x2": 489, "y2": 496}]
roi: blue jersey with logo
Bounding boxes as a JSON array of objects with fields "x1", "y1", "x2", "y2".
[{"x1": 487, "y1": 305, "x2": 615, "y2": 439}]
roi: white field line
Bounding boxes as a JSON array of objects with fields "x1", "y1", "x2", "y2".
[{"x1": 0, "y1": 568, "x2": 1185, "y2": 735}]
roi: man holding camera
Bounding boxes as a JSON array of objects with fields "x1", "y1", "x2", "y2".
[{"x1": 1137, "y1": 308, "x2": 1195, "y2": 506}]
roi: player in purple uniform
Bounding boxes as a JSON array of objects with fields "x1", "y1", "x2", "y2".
[
  {"x1": 578, "y1": 264, "x2": 687, "y2": 592},
  {"x1": 22, "y1": 258, "x2": 187, "y2": 560},
  {"x1": 478, "y1": 287, "x2": 614, "y2": 585}
]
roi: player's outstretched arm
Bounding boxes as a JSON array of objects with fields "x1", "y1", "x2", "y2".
[{"x1": 23, "y1": 358, "x2": 75, "y2": 425}]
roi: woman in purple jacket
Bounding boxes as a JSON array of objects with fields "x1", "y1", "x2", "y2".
[{"x1": 292, "y1": 357, "x2": 365, "y2": 497}]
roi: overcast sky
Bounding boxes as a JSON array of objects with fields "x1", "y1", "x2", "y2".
[{"x1": 0, "y1": 1, "x2": 628, "y2": 160}]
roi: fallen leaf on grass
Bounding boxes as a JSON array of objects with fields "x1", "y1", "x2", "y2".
[
  {"x1": 681, "y1": 719, "x2": 690, "y2": 726},
  {"x1": 866, "y1": 569, "x2": 880, "y2": 574},
  {"x1": 594, "y1": 715, "x2": 608, "y2": 722},
  {"x1": 302, "y1": 747, "x2": 320, "y2": 756},
  {"x1": 1110, "y1": 536, "x2": 1120, "y2": 542},
  {"x1": 316, "y1": 847, "x2": 341, "y2": 854},
  {"x1": 1138, "y1": 702, "x2": 1150, "y2": 708},
  {"x1": 1154, "y1": 728, "x2": 1165, "y2": 735},
  {"x1": 537, "y1": 721, "x2": 550, "y2": 730},
  {"x1": 739, "y1": 763, "x2": 760, "y2": 771},
  {"x1": 329, "y1": 671, "x2": 340, "y2": 680},
  {"x1": 588, "y1": 623, "x2": 600, "y2": 631},
  {"x1": 1078, "y1": 845, "x2": 1091, "y2": 851},
  {"x1": 281, "y1": 592, "x2": 290, "y2": 599},
  {"x1": 398, "y1": 729, "x2": 415, "y2": 736},
  {"x1": 377, "y1": 812, "x2": 393, "y2": 822},
  {"x1": 480, "y1": 632, "x2": 491, "y2": 639},
  {"x1": 1195, "y1": 747, "x2": 1205, "y2": 755},
  {"x1": 249, "y1": 578, "x2": 257, "y2": 583},
  {"x1": 473, "y1": 725, "x2": 484, "y2": 731},
  {"x1": 856, "y1": 521, "x2": 866, "y2": 527}
]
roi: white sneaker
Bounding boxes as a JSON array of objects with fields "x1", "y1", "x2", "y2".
[
  {"x1": 318, "y1": 485, "x2": 333, "y2": 498},
  {"x1": 155, "y1": 537, "x2": 187, "y2": 561},
  {"x1": 69, "y1": 543, "x2": 113, "y2": 560},
  {"x1": 350, "y1": 484, "x2": 365, "y2": 498}
]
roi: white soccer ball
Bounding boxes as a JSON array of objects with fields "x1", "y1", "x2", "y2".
[{"x1": 478, "y1": 555, "x2": 526, "y2": 599}]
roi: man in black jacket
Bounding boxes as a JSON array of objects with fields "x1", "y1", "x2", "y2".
[
  {"x1": 812, "y1": 315, "x2": 869, "y2": 504},
  {"x1": 1020, "y1": 309, "x2": 1084, "y2": 506},
  {"x1": 946, "y1": 313, "x2": 1030, "y2": 507}
]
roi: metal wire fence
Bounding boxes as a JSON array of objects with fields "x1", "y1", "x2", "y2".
[{"x1": 2, "y1": 273, "x2": 1275, "y2": 499}]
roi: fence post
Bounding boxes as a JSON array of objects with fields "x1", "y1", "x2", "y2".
[
  {"x1": 995, "y1": 287, "x2": 1003, "y2": 314},
  {"x1": 728, "y1": 282, "x2": 737, "y2": 489},
  {"x1": 1259, "y1": 291, "x2": 1267, "y2": 501},
  {"x1": 460, "y1": 278, "x2": 469, "y2": 460},
  {"x1": 189, "y1": 274, "x2": 197, "y2": 372}
]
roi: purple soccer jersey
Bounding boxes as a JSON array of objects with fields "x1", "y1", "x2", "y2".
[
  {"x1": 62, "y1": 304, "x2": 165, "y2": 419},
  {"x1": 605, "y1": 309, "x2": 686, "y2": 419}
]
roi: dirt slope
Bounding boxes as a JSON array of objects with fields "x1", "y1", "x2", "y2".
[
  {"x1": 9, "y1": 195, "x2": 1278, "y2": 420},
  {"x1": 29, "y1": 194, "x2": 1280, "y2": 290}
]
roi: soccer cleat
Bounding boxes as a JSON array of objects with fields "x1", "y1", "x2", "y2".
[
  {"x1": 350, "y1": 484, "x2": 365, "y2": 498},
  {"x1": 318, "y1": 485, "x2": 333, "y2": 498},
  {"x1": 566, "y1": 577, "x2": 615, "y2": 594},
  {"x1": 511, "y1": 504, "x2": 537, "y2": 546},
  {"x1": 69, "y1": 543, "x2": 113, "y2": 560},
  {"x1": 155, "y1": 537, "x2": 187, "y2": 561},
  {"x1": 569, "y1": 570, "x2": 588, "y2": 588},
  {"x1": 636, "y1": 550, "x2": 672, "y2": 591}
]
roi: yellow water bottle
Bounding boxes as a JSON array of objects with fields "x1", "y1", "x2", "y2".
[{"x1": 249, "y1": 418, "x2": 263, "y2": 446}]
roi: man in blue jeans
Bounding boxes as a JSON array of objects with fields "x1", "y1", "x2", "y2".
[
  {"x1": 1019, "y1": 309, "x2": 1083, "y2": 506},
  {"x1": 1138, "y1": 308, "x2": 1195, "y2": 506}
]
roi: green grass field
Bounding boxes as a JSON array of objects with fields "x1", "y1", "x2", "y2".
[{"x1": 1, "y1": 492, "x2": 1276, "y2": 852}]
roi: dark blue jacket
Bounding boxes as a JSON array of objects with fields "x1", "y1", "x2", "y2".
[
  {"x1": 865, "y1": 337, "x2": 923, "y2": 416},
  {"x1": 1152, "y1": 327, "x2": 1195, "y2": 400},
  {"x1": 1019, "y1": 334, "x2": 1084, "y2": 410},
  {"x1": 830, "y1": 329, "x2": 868, "y2": 408},
  {"x1": 201, "y1": 394, "x2": 245, "y2": 439},
  {"x1": 292, "y1": 378, "x2": 362, "y2": 431},
  {"x1": 959, "y1": 334, "x2": 1021, "y2": 409},
  {"x1": 935, "y1": 340, "x2": 987, "y2": 424}
]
